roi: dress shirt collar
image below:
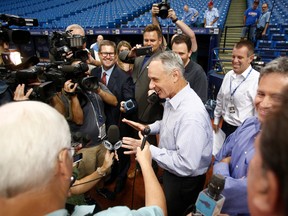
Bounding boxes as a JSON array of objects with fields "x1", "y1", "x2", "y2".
[
  {"x1": 101, "y1": 65, "x2": 115, "y2": 77},
  {"x1": 167, "y1": 84, "x2": 190, "y2": 110},
  {"x1": 232, "y1": 65, "x2": 253, "y2": 79}
]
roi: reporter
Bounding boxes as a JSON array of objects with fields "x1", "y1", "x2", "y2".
[
  {"x1": 0, "y1": 101, "x2": 166, "y2": 216},
  {"x1": 70, "y1": 150, "x2": 115, "y2": 195}
]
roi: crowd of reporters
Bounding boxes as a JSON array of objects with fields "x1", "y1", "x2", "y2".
[{"x1": 0, "y1": 2, "x2": 287, "y2": 216}]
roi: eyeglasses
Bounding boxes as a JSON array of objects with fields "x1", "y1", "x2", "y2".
[
  {"x1": 100, "y1": 52, "x2": 115, "y2": 57},
  {"x1": 67, "y1": 147, "x2": 75, "y2": 157}
]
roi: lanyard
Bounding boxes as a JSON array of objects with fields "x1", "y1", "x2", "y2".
[
  {"x1": 230, "y1": 68, "x2": 253, "y2": 97},
  {"x1": 86, "y1": 91, "x2": 104, "y2": 125}
]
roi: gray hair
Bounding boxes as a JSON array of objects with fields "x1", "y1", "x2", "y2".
[
  {"x1": 152, "y1": 51, "x2": 185, "y2": 76},
  {"x1": 0, "y1": 101, "x2": 71, "y2": 197},
  {"x1": 260, "y1": 56, "x2": 288, "y2": 80},
  {"x1": 65, "y1": 24, "x2": 85, "y2": 35}
]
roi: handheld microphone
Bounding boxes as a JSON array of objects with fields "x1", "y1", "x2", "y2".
[
  {"x1": 140, "y1": 126, "x2": 151, "y2": 150},
  {"x1": 195, "y1": 174, "x2": 226, "y2": 216},
  {"x1": 103, "y1": 125, "x2": 122, "y2": 151},
  {"x1": 135, "y1": 126, "x2": 151, "y2": 171}
]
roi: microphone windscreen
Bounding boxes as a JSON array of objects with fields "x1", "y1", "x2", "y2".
[
  {"x1": 107, "y1": 125, "x2": 120, "y2": 145},
  {"x1": 118, "y1": 50, "x2": 129, "y2": 61}
]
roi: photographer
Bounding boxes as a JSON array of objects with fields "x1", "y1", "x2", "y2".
[
  {"x1": 62, "y1": 24, "x2": 101, "y2": 68},
  {"x1": 51, "y1": 59, "x2": 117, "y2": 204},
  {"x1": 151, "y1": 5, "x2": 198, "y2": 62},
  {"x1": 0, "y1": 38, "x2": 33, "y2": 104}
]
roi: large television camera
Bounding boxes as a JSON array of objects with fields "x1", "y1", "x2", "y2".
[
  {"x1": 155, "y1": 0, "x2": 170, "y2": 19},
  {"x1": 49, "y1": 30, "x2": 88, "y2": 62},
  {"x1": 0, "y1": 15, "x2": 98, "y2": 102}
]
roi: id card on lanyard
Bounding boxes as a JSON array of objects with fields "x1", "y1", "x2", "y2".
[
  {"x1": 229, "y1": 68, "x2": 253, "y2": 114},
  {"x1": 87, "y1": 91, "x2": 106, "y2": 140}
]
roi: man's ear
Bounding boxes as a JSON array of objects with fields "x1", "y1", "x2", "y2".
[
  {"x1": 57, "y1": 149, "x2": 72, "y2": 179},
  {"x1": 252, "y1": 170, "x2": 280, "y2": 214},
  {"x1": 249, "y1": 54, "x2": 255, "y2": 64},
  {"x1": 172, "y1": 69, "x2": 180, "y2": 82}
]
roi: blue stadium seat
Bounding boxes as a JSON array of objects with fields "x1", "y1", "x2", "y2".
[
  {"x1": 256, "y1": 40, "x2": 273, "y2": 49},
  {"x1": 271, "y1": 34, "x2": 286, "y2": 41},
  {"x1": 267, "y1": 28, "x2": 282, "y2": 35},
  {"x1": 273, "y1": 41, "x2": 288, "y2": 49}
]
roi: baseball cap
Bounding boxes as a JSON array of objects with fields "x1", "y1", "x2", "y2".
[
  {"x1": 253, "y1": 0, "x2": 260, "y2": 4},
  {"x1": 208, "y1": 1, "x2": 213, "y2": 6}
]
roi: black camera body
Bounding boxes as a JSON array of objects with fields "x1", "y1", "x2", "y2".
[
  {"x1": 155, "y1": 0, "x2": 170, "y2": 19},
  {"x1": 49, "y1": 31, "x2": 88, "y2": 62}
]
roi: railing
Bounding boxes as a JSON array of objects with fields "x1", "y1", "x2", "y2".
[
  {"x1": 222, "y1": 25, "x2": 248, "y2": 51},
  {"x1": 210, "y1": 46, "x2": 288, "y2": 73}
]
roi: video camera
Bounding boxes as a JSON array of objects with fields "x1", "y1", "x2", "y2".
[
  {"x1": 0, "y1": 14, "x2": 38, "y2": 45},
  {"x1": 155, "y1": 0, "x2": 170, "y2": 19},
  {"x1": 49, "y1": 30, "x2": 88, "y2": 62},
  {"x1": 0, "y1": 14, "x2": 54, "y2": 102},
  {"x1": 39, "y1": 61, "x2": 99, "y2": 93}
]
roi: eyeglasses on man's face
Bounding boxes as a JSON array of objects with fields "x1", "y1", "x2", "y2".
[{"x1": 100, "y1": 52, "x2": 115, "y2": 57}]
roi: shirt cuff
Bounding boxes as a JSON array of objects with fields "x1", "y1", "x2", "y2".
[
  {"x1": 214, "y1": 117, "x2": 220, "y2": 125},
  {"x1": 213, "y1": 162, "x2": 230, "y2": 177}
]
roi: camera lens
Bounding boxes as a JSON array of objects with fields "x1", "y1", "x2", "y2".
[{"x1": 126, "y1": 101, "x2": 133, "y2": 109}]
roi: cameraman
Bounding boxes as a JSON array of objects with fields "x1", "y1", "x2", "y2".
[
  {"x1": 51, "y1": 59, "x2": 118, "y2": 203},
  {"x1": 0, "y1": 38, "x2": 32, "y2": 105},
  {"x1": 65, "y1": 24, "x2": 101, "y2": 68}
]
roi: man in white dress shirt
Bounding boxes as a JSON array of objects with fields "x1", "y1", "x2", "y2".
[{"x1": 213, "y1": 40, "x2": 259, "y2": 137}]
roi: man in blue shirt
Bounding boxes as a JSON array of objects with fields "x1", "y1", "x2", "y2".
[
  {"x1": 255, "y1": 3, "x2": 271, "y2": 40},
  {"x1": 247, "y1": 58, "x2": 288, "y2": 216},
  {"x1": 213, "y1": 56, "x2": 288, "y2": 215},
  {"x1": 181, "y1": 5, "x2": 199, "y2": 28},
  {"x1": 240, "y1": 0, "x2": 261, "y2": 41},
  {"x1": 122, "y1": 51, "x2": 213, "y2": 216}
]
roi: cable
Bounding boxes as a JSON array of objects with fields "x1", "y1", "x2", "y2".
[{"x1": 70, "y1": 176, "x2": 102, "y2": 187}]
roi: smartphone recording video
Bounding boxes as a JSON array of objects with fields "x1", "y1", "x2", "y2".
[{"x1": 135, "y1": 46, "x2": 152, "y2": 56}]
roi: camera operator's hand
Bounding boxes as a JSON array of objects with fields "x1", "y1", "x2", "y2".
[
  {"x1": 120, "y1": 101, "x2": 126, "y2": 113},
  {"x1": 86, "y1": 51, "x2": 101, "y2": 67},
  {"x1": 152, "y1": 4, "x2": 160, "y2": 16},
  {"x1": 127, "y1": 46, "x2": 140, "y2": 58},
  {"x1": 167, "y1": 8, "x2": 177, "y2": 21},
  {"x1": 63, "y1": 79, "x2": 77, "y2": 94},
  {"x1": 13, "y1": 84, "x2": 33, "y2": 101}
]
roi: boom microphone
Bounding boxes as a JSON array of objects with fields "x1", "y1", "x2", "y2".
[
  {"x1": 195, "y1": 174, "x2": 226, "y2": 216},
  {"x1": 103, "y1": 125, "x2": 122, "y2": 151}
]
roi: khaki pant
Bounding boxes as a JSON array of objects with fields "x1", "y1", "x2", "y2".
[{"x1": 77, "y1": 143, "x2": 108, "y2": 179}]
